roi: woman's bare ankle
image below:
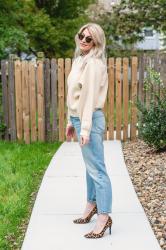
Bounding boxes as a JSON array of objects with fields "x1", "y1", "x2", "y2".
[
  {"x1": 82, "y1": 202, "x2": 96, "y2": 218},
  {"x1": 87, "y1": 201, "x2": 96, "y2": 208},
  {"x1": 97, "y1": 213, "x2": 109, "y2": 222}
]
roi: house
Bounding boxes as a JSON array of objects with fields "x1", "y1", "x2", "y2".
[
  {"x1": 134, "y1": 28, "x2": 164, "y2": 50},
  {"x1": 98, "y1": 0, "x2": 165, "y2": 50}
]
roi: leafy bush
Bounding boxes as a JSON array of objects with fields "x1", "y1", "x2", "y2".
[
  {"x1": 0, "y1": 111, "x2": 7, "y2": 138},
  {"x1": 136, "y1": 67, "x2": 166, "y2": 151},
  {"x1": 0, "y1": 121, "x2": 6, "y2": 138}
]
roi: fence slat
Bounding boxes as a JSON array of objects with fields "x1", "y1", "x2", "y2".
[
  {"x1": 145, "y1": 55, "x2": 151, "y2": 109},
  {"x1": 130, "y1": 56, "x2": 138, "y2": 141},
  {"x1": 22, "y1": 61, "x2": 30, "y2": 144},
  {"x1": 153, "y1": 51, "x2": 160, "y2": 103},
  {"x1": 1, "y1": 60, "x2": 9, "y2": 140},
  {"x1": 14, "y1": 60, "x2": 22, "y2": 141},
  {"x1": 8, "y1": 60, "x2": 17, "y2": 141},
  {"x1": 108, "y1": 58, "x2": 114, "y2": 140},
  {"x1": 160, "y1": 53, "x2": 166, "y2": 88},
  {"x1": 51, "y1": 58, "x2": 58, "y2": 141},
  {"x1": 29, "y1": 61, "x2": 37, "y2": 142},
  {"x1": 103, "y1": 81, "x2": 108, "y2": 140},
  {"x1": 138, "y1": 54, "x2": 146, "y2": 138},
  {"x1": 65, "y1": 58, "x2": 75, "y2": 141},
  {"x1": 123, "y1": 57, "x2": 129, "y2": 141},
  {"x1": 37, "y1": 60, "x2": 45, "y2": 141},
  {"x1": 44, "y1": 58, "x2": 51, "y2": 141},
  {"x1": 138, "y1": 54, "x2": 145, "y2": 104},
  {"x1": 115, "y1": 58, "x2": 122, "y2": 140},
  {"x1": 58, "y1": 58, "x2": 65, "y2": 142}
]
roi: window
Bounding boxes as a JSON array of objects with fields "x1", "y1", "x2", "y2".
[{"x1": 144, "y1": 29, "x2": 153, "y2": 37}]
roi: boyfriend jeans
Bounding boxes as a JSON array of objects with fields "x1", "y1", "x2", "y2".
[{"x1": 70, "y1": 109, "x2": 112, "y2": 214}]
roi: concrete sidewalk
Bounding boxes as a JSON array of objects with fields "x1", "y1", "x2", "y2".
[{"x1": 21, "y1": 140, "x2": 161, "y2": 250}]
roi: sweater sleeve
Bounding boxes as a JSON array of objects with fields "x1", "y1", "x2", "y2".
[
  {"x1": 77, "y1": 59, "x2": 104, "y2": 137},
  {"x1": 67, "y1": 107, "x2": 73, "y2": 127},
  {"x1": 66, "y1": 91, "x2": 73, "y2": 127}
]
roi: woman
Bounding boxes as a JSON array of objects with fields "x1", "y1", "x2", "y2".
[{"x1": 65, "y1": 23, "x2": 113, "y2": 239}]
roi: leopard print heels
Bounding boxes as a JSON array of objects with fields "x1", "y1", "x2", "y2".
[
  {"x1": 73, "y1": 204, "x2": 97, "y2": 224},
  {"x1": 84, "y1": 215, "x2": 113, "y2": 238}
]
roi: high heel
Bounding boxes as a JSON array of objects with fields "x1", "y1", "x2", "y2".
[
  {"x1": 73, "y1": 204, "x2": 97, "y2": 224},
  {"x1": 84, "y1": 216, "x2": 113, "y2": 238}
]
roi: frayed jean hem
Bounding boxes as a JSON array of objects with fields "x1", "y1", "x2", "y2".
[
  {"x1": 87, "y1": 199, "x2": 96, "y2": 204},
  {"x1": 97, "y1": 211, "x2": 112, "y2": 215}
]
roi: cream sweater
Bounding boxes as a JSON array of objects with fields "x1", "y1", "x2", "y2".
[{"x1": 67, "y1": 55, "x2": 108, "y2": 137}]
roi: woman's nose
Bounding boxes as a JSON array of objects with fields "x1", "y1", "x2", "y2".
[{"x1": 81, "y1": 37, "x2": 87, "y2": 43}]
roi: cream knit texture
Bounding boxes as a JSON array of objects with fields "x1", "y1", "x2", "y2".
[{"x1": 67, "y1": 55, "x2": 108, "y2": 137}]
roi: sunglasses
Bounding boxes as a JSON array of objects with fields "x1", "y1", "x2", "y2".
[{"x1": 78, "y1": 33, "x2": 93, "y2": 43}]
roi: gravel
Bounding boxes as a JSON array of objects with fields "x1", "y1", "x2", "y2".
[{"x1": 122, "y1": 138, "x2": 166, "y2": 250}]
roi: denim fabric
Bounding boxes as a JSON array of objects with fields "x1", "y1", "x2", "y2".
[{"x1": 70, "y1": 109, "x2": 112, "y2": 214}]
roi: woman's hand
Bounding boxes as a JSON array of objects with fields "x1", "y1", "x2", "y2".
[
  {"x1": 66, "y1": 125, "x2": 75, "y2": 140},
  {"x1": 80, "y1": 135, "x2": 90, "y2": 146}
]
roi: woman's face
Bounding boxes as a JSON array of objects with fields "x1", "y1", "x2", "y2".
[{"x1": 78, "y1": 28, "x2": 94, "y2": 54}]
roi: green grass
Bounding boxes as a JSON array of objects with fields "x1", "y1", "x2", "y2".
[{"x1": 0, "y1": 140, "x2": 62, "y2": 250}]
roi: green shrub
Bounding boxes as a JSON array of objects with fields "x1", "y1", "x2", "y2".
[
  {"x1": 136, "y1": 67, "x2": 166, "y2": 151},
  {"x1": 0, "y1": 121, "x2": 6, "y2": 138},
  {"x1": 0, "y1": 111, "x2": 7, "y2": 138}
]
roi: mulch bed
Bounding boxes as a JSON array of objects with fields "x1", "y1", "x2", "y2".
[{"x1": 122, "y1": 138, "x2": 166, "y2": 250}]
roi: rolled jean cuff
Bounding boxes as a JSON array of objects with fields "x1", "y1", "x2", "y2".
[
  {"x1": 97, "y1": 210, "x2": 112, "y2": 215},
  {"x1": 87, "y1": 199, "x2": 96, "y2": 204}
]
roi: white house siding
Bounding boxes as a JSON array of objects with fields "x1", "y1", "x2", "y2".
[{"x1": 98, "y1": 0, "x2": 165, "y2": 50}]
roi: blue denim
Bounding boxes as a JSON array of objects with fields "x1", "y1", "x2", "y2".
[{"x1": 70, "y1": 109, "x2": 112, "y2": 214}]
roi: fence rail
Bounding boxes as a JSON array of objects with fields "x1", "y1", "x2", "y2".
[{"x1": 0, "y1": 53, "x2": 165, "y2": 143}]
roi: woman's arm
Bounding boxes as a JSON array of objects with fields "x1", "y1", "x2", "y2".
[
  {"x1": 77, "y1": 58, "x2": 107, "y2": 138},
  {"x1": 67, "y1": 107, "x2": 73, "y2": 127}
]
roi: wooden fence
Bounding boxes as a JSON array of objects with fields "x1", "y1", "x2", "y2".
[{"x1": 0, "y1": 53, "x2": 165, "y2": 144}]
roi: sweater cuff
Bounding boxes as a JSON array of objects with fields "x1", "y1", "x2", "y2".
[
  {"x1": 67, "y1": 107, "x2": 73, "y2": 127},
  {"x1": 80, "y1": 128, "x2": 90, "y2": 138},
  {"x1": 67, "y1": 120, "x2": 73, "y2": 127}
]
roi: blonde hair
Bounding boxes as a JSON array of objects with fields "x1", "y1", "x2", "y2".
[{"x1": 74, "y1": 23, "x2": 107, "y2": 66}]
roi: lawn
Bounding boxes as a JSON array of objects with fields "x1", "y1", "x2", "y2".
[{"x1": 0, "y1": 140, "x2": 62, "y2": 250}]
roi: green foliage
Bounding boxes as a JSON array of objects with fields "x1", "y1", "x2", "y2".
[
  {"x1": 0, "y1": 0, "x2": 165, "y2": 58},
  {"x1": 0, "y1": 0, "x2": 95, "y2": 59},
  {"x1": 0, "y1": 1, "x2": 29, "y2": 58},
  {"x1": 0, "y1": 141, "x2": 62, "y2": 249},
  {"x1": 0, "y1": 27, "x2": 29, "y2": 59},
  {"x1": 0, "y1": 119, "x2": 6, "y2": 137},
  {"x1": 136, "y1": 68, "x2": 166, "y2": 151},
  {"x1": 35, "y1": 0, "x2": 94, "y2": 18},
  {"x1": 0, "y1": 84, "x2": 6, "y2": 137},
  {"x1": 117, "y1": 0, "x2": 166, "y2": 32},
  {"x1": 98, "y1": 0, "x2": 166, "y2": 53}
]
